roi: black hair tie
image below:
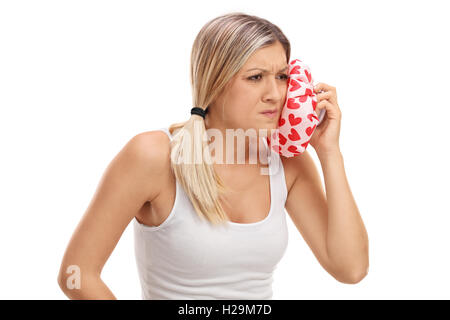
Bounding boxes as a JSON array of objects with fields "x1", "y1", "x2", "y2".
[{"x1": 191, "y1": 107, "x2": 208, "y2": 119}]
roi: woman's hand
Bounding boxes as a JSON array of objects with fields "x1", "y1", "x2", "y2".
[{"x1": 309, "y1": 82, "x2": 342, "y2": 156}]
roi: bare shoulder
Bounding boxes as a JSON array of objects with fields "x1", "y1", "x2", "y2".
[
  {"x1": 131, "y1": 130, "x2": 171, "y2": 163},
  {"x1": 130, "y1": 130, "x2": 171, "y2": 160},
  {"x1": 129, "y1": 130, "x2": 172, "y2": 200}
]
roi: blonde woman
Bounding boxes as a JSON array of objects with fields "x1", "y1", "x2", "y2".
[{"x1": 57, "y1": 12, "x2": 369, "y2": 299}]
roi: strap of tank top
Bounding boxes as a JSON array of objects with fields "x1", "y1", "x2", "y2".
[
  {"x1": 269, "y1": 149, "x2": 288, "y2": 203},
  {"x1": 158, "y1": 127, "x2": 172, "y2": 141}
]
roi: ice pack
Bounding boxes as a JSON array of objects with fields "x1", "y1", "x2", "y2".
[{"x1": 268, "y1": 58, "x2": 325, "y2": 157}]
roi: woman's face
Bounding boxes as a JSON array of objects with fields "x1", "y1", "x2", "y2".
[{"x1": 209, "y1": 41, "x2": 289, "y2": 134}]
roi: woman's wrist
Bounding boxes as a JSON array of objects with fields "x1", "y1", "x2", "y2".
[{"x1": 316, "y1": 147, "x2": 342, "y2": 162}]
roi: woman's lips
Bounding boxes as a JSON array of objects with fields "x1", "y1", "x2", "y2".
[{"x1": 260, "y1": 110, "x2": 277, "y2": 118}]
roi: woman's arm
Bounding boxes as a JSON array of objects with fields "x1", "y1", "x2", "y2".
[
  {"x1": 284, "y1": 149, "x2": 368, "y2": 284},
  {"x1": 57, "y1": 131, "x2": 170, "y2": 299},
  {"x1": 318, "y1": 149, "x2": 369, "y2": 282}
]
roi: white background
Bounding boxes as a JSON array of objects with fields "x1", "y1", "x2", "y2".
[{"x1": 1, "y1": 0, "x2": 449, "y2": 299}]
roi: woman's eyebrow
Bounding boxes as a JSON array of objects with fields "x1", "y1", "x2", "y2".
[{"x1": 245, "y1": 65, "x2": 289, "y2": 73}]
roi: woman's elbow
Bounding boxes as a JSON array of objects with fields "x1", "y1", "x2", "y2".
[
  {"x1": 338, "y1": 265, "x2": 369, "y2": 284},
  {"x1": 57, "y1": 264, "x2": 82, "y2": 294}
]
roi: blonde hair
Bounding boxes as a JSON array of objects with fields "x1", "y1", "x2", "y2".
[{"x1": 168, "y1": 12, "x2": 291, "y2": 226}]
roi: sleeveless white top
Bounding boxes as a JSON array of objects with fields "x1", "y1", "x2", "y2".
[{"x1": 133, "y1": 127, "x2": 289, "y2": 299}]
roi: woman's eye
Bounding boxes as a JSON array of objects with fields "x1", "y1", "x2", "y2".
[{"x1": 248, "y1": 74, "x2": 262, "y2": 81}]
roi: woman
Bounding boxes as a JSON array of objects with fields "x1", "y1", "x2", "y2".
[{"x1": 57, "y1": 12, "x2": 369, "y2": 300}]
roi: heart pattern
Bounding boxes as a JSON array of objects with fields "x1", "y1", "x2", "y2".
[
  {"x1": 269, "y1": 58, "x2": 320, "y2": 157},
  {"x1": 288, "y1": 128, "x2": 300, "y2": 141},
  {"x1": 288, "y1": 113, "x2": 302, "y2": 126},
  {"x1": 307, "y1": 113, "x2": 319, "y2": 122},
  {"x1": 287, "y1": 98, "x2": 300, "y2": 109},
  {"x1": 289, "y1": 79, "x2": 301, "y2": 92},
  {"x1": 288, "y1": 145, "x2": 300, "y2": 154}
]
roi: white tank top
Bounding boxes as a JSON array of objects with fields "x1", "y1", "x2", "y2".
[{"x1": 133, "y1": 127, "x2": 289, "y2": 299}]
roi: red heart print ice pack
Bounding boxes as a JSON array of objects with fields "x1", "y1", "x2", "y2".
[{"x1": 268, "y1": 58, "x2": 326, "y2": 157}]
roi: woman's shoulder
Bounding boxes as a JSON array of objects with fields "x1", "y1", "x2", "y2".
[
  {"x1": 127, "y1": 130, "x2": 173, "y2": 200},
  {"x1": 134, "y1": 129, "x2": 171, "y2": 145},
  {"x1": 133, "y1": 129, "x2": 171, "y2": 164},
  {"x1": 132, "y1": 128, "x2": 170, "y2": 152}
]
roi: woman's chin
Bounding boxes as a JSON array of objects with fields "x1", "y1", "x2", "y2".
[{"x1": 261, "y1": 122, "x2": 278, "y2": 131}]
